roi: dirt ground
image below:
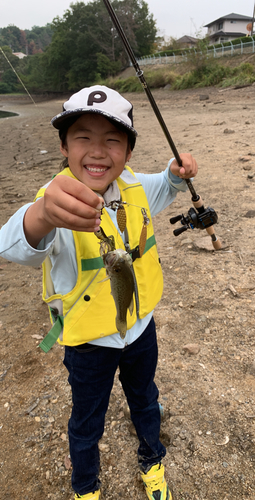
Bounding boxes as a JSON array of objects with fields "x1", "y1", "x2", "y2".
[{"x1": 0, "y1": 84, "x2": 255, "y2": 500}]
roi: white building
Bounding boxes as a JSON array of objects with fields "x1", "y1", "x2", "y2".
[
  {"x1": 13, "y1": 52, "x2": 27, "y2": 59},
  {"x1": 204, "y1": 13, "x2": 253, "y2": 43}
]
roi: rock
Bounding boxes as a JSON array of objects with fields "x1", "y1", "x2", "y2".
[
  {"x1": 128, "y1": 423, "x2": 137, "y2": 437},
  {"x1": 213, "y1": 119, "x2": 226, "y2": 125},
  {"x1": 123, "y1": 405, "x2": 130, "y2": 419},
  {"x1": 199, "y1": 95, "x2": 209, "y2": 101},
  {"x1": 64, "y1": 455, "x2": 72, "y2": 470},
  {"x1": 214, "y1": 435, "x2": 230, "y2": 446},
  {"x1": 227, "y1": 284, "x2": 238, "y2": 297},
  {"x1": 239, "y1": 156, "x2": 251, "y2": 162},
  {"x1": 249, "y1": 360, "x2": 255, "y2": 376},
  {"x1": 24, "y1": 398, "x2": 39, "y2": 414},
  {"x1": 244, "y1": 210, "x2": 255, "y2": 218},
  {"x1": 224, "y1": 128, "x2": 235, "y2": 134},
  {"x1": 192, "y1": 236, "x2": 217, "y2": 252},
  {"x1": 98, "y1": 443, "x2": 110, "y2": 453},
  {"x1": 182, "y1": 344, "x2": 200, "y2": 355}
]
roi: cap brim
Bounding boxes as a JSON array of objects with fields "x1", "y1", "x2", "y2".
[{"x1": 51, "y1": 108, "x2": 138, "y2": 138}]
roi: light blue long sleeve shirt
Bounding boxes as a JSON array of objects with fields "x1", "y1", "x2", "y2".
[{"x1": 0, "y1": 163, "x2": 188, "y2": 348}]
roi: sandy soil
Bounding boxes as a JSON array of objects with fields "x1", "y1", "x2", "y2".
[{"x1": 0, "y1": 85, "x2": 255, "y2": 500}]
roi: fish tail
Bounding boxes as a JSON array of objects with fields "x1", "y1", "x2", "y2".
[{"x1": 116, "y1": 317, "x2": 127, "y2": 339}]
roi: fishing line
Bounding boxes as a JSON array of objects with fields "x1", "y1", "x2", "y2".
[
  {"x1": 0, "y1": 47, "x2": 39, "y2": 108},
  {"x1": 0, "y1": 47, "x2": 53, "y2": 159}
]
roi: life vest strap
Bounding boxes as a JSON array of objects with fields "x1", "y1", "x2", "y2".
[{"x1": 38, "y1": 315, "x2": 64, "y2": 353}]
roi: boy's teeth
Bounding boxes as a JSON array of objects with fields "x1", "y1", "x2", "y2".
[{"x1": 86, "y1": 166, "x2": 107, "y2": 172}]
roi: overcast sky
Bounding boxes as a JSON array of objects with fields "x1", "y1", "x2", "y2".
[{"x1": 0, "y1": 0, "x2": 254, "y2": 38}]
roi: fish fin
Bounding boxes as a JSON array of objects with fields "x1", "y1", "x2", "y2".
[
  {"x1": 128, "y1": 296, "x2": 134, "y2": 316},
  {"x1": 116, "y1": 317, "x2": 127, "y2": 339}
]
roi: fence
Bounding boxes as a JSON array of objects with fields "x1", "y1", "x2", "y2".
[{"x1": 136, "y1": 38, "x2": 255, "y2": 66}]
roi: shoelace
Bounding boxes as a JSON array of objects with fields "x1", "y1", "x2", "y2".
[{"x1": 145, "y1": 475, "x2": 164, "y2": 494}]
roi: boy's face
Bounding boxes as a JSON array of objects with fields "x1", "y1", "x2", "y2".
[{"x1": 60, "y1": 113, "x2": 132, "y2": 195}]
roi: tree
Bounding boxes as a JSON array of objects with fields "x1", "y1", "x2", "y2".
[
  {"x1": 1, "y1": 68, "x2": 19, "y2": 92},
  {"x1": 0, "y1": 24, "x2": 53, "y2": 55},
  {"x1": 0, "y1": 46, "x2": 19, "y2": 72},
  {"x1": 12, "y1": 0, "x2": 156, "y2": 92},
  {"x1": 0, "y1": 25, "x2": 22, "y2": 52},
  {"x1": 25, "y1": 24, "x2": 53, "y2": 53},
  {"x1": 19, "y1": 52, "x2": 50, "y2": 92},
  {"x1": 42, "y1": 0, "x2": 157, "y2": 90}
]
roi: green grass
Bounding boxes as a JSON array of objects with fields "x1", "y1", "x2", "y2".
[
  {"x1": 104, "y1": 67, "x2": 178, "y2": 92},
  {"x1": 102, "y1": 61, "x2": 255, "y2": 92}
]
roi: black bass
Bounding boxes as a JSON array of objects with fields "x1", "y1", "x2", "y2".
[{"x1": 102, "y1": 248, "x2": 135, "y2": 339}]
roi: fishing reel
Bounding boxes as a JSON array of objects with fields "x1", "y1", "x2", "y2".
[{"x1": 170, "y1": 205, "x2": 218, "y2": 236}]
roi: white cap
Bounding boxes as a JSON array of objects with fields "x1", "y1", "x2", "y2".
[{"x1": 51, "y1": 85, "x2": 137, "y2": 147}]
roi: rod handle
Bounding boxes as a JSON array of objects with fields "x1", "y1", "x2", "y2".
[{"x1": 192, "y1": 196, "x2": 222, "y2": 250}]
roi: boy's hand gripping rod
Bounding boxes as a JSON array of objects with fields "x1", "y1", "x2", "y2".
[{"x1": 103, "y1": 0, "x2": 221, "y2": 250}]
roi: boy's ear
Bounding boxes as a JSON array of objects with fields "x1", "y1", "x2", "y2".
[
  {"x1": 60, "y1": 142, "x2": 68, "y2": 158},
  {"x1": 126, "y1": 148, "x2": 132, "y2": 162}
]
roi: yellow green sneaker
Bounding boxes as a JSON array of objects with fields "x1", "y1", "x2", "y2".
[
  {"x1": 141, "y1": 464, "x2": 172, "y2": 500},
  {"x1": 74, "y1": 490, "x2": 100, "y2": 499}
]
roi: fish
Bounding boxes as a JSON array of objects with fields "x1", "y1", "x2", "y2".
[{"x1": 102, "y1": 248, "x2": 135, "y2": 339}]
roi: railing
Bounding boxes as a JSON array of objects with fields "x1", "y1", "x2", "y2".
[{"x1": 136, "y1": 38, "x2": 255, "y2": 66}]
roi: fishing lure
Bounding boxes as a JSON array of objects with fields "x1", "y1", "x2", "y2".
[{"x1": 103, "y1": 200, "x2": 150, "y2": 257}]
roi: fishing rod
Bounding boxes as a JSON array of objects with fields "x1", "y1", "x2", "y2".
[{"x1": 102, "y1": 0, "x2": 221, "y2": 250}]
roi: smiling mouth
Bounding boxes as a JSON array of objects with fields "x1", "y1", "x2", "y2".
[{"x1": 85, "y1": 166, "x2": 109, "y2": 173}]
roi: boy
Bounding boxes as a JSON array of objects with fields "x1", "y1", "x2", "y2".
[{"x1": 0, "y1": 85, "x2": 197, "y2": 499}]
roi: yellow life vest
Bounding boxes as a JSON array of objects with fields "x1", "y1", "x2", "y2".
[{"x1": 35, "y1": 166, "x2": 163, "y2": 348}]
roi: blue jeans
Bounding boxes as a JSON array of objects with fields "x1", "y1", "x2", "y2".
[{"x1": 63, "y1": 317, "x2": 166, "y2": 496}]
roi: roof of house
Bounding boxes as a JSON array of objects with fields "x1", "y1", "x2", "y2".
[
  {"x1": 205, "y1": 13, "x2": 253, "y2": 28},
  {"x1": 176, "y1": 35, "x2": 198, "y2": 44},
  {"x1": 13, "y1": 52, "x2": 27, "y2": 59},
  {"x1": 209, "y1": 31, "x2": 249, "y2": 39}
]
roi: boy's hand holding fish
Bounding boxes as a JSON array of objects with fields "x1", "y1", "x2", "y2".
[{"x1": 23, "y1": 175, "x2": 104, "y2": 248}]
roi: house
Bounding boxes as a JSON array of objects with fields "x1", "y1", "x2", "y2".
[
  {"x1": 176, "y1": 36, "x2": 198, "y2": 48},
  {"x1": 13, "y1": 52, "x2": 27, "y2": 59},
  {"x1": 204, "y1": 13, "x2": 253, "y2": 43}
]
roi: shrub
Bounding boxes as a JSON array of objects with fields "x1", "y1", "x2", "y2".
[
  {"x1": 109, "y1": 77, "x2": 143, "y2": 93},
  {"x1": 0, "y1": 82, "x2": 12, "y2": 93}
]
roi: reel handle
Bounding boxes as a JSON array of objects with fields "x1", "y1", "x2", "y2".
[
  {"x1": 170, "y1": 214, "x2": 183, "y2": 225},
  {"x1": 173, "y1": 226, "x2": 189, "y2": 236}
]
